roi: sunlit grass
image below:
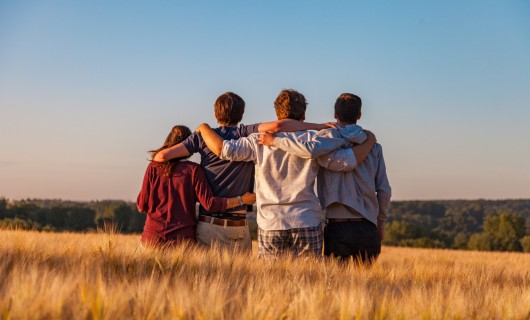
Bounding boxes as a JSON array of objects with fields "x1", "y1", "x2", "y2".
[{"x1": 0, "y1": 229, "x2": 529, "y2": 319}]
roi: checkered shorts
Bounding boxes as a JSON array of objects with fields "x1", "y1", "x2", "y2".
[{"x1": 258, "y1": 225, "x2": 323, "y2": 258}]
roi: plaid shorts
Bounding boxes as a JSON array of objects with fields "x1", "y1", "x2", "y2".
[{"x1": 258, "y1": 225, "x2": 323, "y2": 258}]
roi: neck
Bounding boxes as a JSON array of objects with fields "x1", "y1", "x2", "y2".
[
  {"x1": 337, "y1": 120, "x2": 356, "y2": 127},
  {"x1": 218, "y1": 122, "x2": 237, "y2": 127}
]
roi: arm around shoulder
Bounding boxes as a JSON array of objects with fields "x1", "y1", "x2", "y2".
[
  {"x1": 153, "y1": 143, "x2": 190, "y2": 162},
  {"x1": 258, "y1": 119, "x2": 330, "y2": 133},
  {"x1": 195, "y1": 123, "x2": 224, "y2": 157}
]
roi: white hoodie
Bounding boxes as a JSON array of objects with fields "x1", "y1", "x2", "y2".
[{"x1": 273, "y1": 124, "x2": 391, "y2": 226}]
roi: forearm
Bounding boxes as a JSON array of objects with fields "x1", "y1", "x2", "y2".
[
  {"x1": 153, "y1": 143, "x2": 190, "y2": 162},
  {"x1": 225, "y1": 193, "x2": 256, "y2": 209},
  {"x1": 259, "y1": 119, "x2": 327, "y2": 133},
  {"x1": 196, "y1": 123, "x2": 224, "y2": 156},
  {"x1": 225, "y1": 197, "x2": 243, "y2": 209},
  {"x1": 352, "y1": 142, "x2": 374, "y2": 165},
  {"x1": 272, "y1": 135, "x2": 346, "y2": 159}
]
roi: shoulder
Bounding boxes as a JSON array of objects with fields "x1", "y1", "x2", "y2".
[
  {"x1": 147, "y1": 161, "x2": 159, "y2": 170},
  {"x1": 232, "y1": 132, "x2": 259, "y2": 143},
  {"x1": 237, "y1": 123, "x2": 260, "y2": 137},
  {"x1": 181, "y1": 132, "x2": 201, "y2": 150},
  {"x1": 181, "y1": 160, "x2": 200, "y2": 170},
  {"x1": 177, "y1": 161, "x2": 204, "y2": 176},
  {"x1": 372, "y1": 143, "x2": 384, "y2": 155}
]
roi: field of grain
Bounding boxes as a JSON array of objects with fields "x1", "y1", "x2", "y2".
[{"x1": 0, "y1": 228, "x2": 529, "y2": 319}]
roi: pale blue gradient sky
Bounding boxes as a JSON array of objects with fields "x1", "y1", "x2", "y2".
[{"x1": 1, "y1": 1, "x2": 529, "y2": 201}]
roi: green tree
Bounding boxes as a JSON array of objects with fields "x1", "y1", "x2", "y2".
[
  {"x1": 520, "y1": 235, "x2": 530, "y2": 253},
  {"x1": 65, "y1": 207, "x2": 96, "y2": 231},
  {"x1": 452, "y1": 232, "x2": 469, "y2": 250},
  {"x1": 467, "y1": 212, "x2": 525, "y2": 252},
  {"x1": 467, "y1": 232, "x2": 494, "y2": 251},
  {"x1": 0, "y1": 217, "x2": 36, "y2": 230},
  {"x1": 384, "y1": 221, "x2": 424, "y2": 246},
  {"x1": 0, "y1": 197, "x2": 8, "y2": 219},
  {"x1": 114, "y1": 204, "x2": 132, "y2": 232}
]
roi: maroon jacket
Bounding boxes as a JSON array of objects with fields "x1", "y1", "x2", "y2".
[{"x1": 137, "y1": 160, "x2": 227, "y2": 245}]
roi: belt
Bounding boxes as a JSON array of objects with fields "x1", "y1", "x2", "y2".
[
  {"x1": 199, "y1": 215, "x2": 247, "y2": 227},
  {"x1": 327, "y1": 218, "x2": 366, "y2": 223}
]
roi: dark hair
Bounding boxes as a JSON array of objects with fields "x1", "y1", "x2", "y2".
[
  {"x1": 214, "y1": 92, "x2": 245, "y2": 126},
  {"x1": 150, "y1": 125, "x2": 192, "y2": 176},
  {"x1": 273, "y1": 89, "x2": 307, "y2": 121},
  {"x1": 334, "y1": 93, "x2": 362, "y2": 124}
]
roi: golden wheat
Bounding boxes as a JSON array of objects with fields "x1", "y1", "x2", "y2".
[{"x1": 0, "y1": 229, "x2": 529, "y2": 319}]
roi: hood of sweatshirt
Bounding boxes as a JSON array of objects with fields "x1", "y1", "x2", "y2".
[{"x1": 336, "y1": 124, "x2": 367, "y2": 145}]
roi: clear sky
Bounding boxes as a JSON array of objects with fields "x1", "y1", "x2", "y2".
[{"x1": 1, "y1": 1, "x2": 529, "y2": 201}]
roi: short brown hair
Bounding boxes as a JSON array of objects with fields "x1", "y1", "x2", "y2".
[
  {"x1": 214, "y1": 92, "x2": 245, "y2": 126},
  {"x1": 274, "y1": 89, "x2": 307, "y2": 120},
  {"x1": 335, "y1": 93, "x2": 362, "y2": 124}
]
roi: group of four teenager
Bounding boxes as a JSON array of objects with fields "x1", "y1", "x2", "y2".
[{"x1": 137, "y1": 90, "x2": 391, "y2": 262}]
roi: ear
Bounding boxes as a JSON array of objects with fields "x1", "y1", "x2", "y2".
[
  {"x1": 357, "y1": 111, "x2": 362, "y2": 121},
  {"x1": 334, "y1": 113, "x2": 338, "y2": 121},
  {"x1": 214, "y1": 112, "x2": 218, "y2": 121}
]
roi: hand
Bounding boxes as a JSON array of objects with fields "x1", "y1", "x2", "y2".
[
  {"x1": 258, "y1": 132, "x2": 276, "y2": 146},
  {"x1": 364, "y1": 130, "x2": 377, "y2": 145},
  {"x1": 324, "y1": 122, "x2": 337, "y2": 129},
  {"x1": 195, "y1": 123, "x2": 210, "y2": 134},
  {"x1": 241, "y1": 192, "x2": 256, "y2": 205}
]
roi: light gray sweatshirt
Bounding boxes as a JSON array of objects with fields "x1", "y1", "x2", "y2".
[
  {"x1": 273, "y1": 124, "x2": 392, "y2": 226},
  {"x1": 221, "y1": 131, "x2": 357, "y2": 231}
]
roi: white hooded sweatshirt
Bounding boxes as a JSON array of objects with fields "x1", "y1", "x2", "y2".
[{"x1": 273, "y1": 124, "x2": 392, "y2": 226}]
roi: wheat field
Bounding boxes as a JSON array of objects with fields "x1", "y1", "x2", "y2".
[{"x1": 0, "y1": 229, "x2": 529, "y2": 320}]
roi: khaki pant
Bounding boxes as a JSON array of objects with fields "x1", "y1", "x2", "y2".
[{"x1": 196, "y1": 220, "x2": 252, "y2": 253}]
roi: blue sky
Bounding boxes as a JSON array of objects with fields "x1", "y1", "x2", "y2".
[{"x1": 1, "y1": 1, "x2": 529, "y2": 201}]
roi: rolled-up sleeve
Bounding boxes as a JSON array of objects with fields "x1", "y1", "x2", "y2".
[
  {"x1": 273, "y1": 134, "x2": 346, "y2": 160},
  {"x1": 220, "y1": 136, "x2": 257, "y2": 162}
]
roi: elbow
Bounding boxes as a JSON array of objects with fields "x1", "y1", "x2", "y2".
[
  {"x1": 262, "y1": 122, "x2": 281, "y2": 133},
  {"x1": 153, "y1": 152, "x2": 168, "y2": 162},
  {"x1": 270, "y1": 123, "x2": 282, "y2": 133},
  {"x1": 213, "y1": 147, "x2": 222, "y2": 157}
]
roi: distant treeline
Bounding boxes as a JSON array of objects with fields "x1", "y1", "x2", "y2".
[
  {"x1": 386, "y1": 200, "x2": 530, "y2": 252},
  {"x1": 0, "y1": 198, "x2": 146, "y2": 233},
  {"x1": 1, "y1": 198, "x2": 530, "y2": 252}
]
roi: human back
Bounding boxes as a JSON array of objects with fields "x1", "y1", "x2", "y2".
[
  {"x1": 316, "y1": 124, "x2": 389, "y2": 226},
  {"x1": 243, "y1": 130, "x2": 323, "y2": 231},
  {"x1": 319, "y1": 93, "x2": 391, "y2": 263},
  {"x1": 190, "y1": 124, "x2": 258, "y2": 208}
]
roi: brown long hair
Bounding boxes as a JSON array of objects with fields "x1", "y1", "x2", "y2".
[{"x1": 150, "y1": 125, "x2": 192, "y2": 176}]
